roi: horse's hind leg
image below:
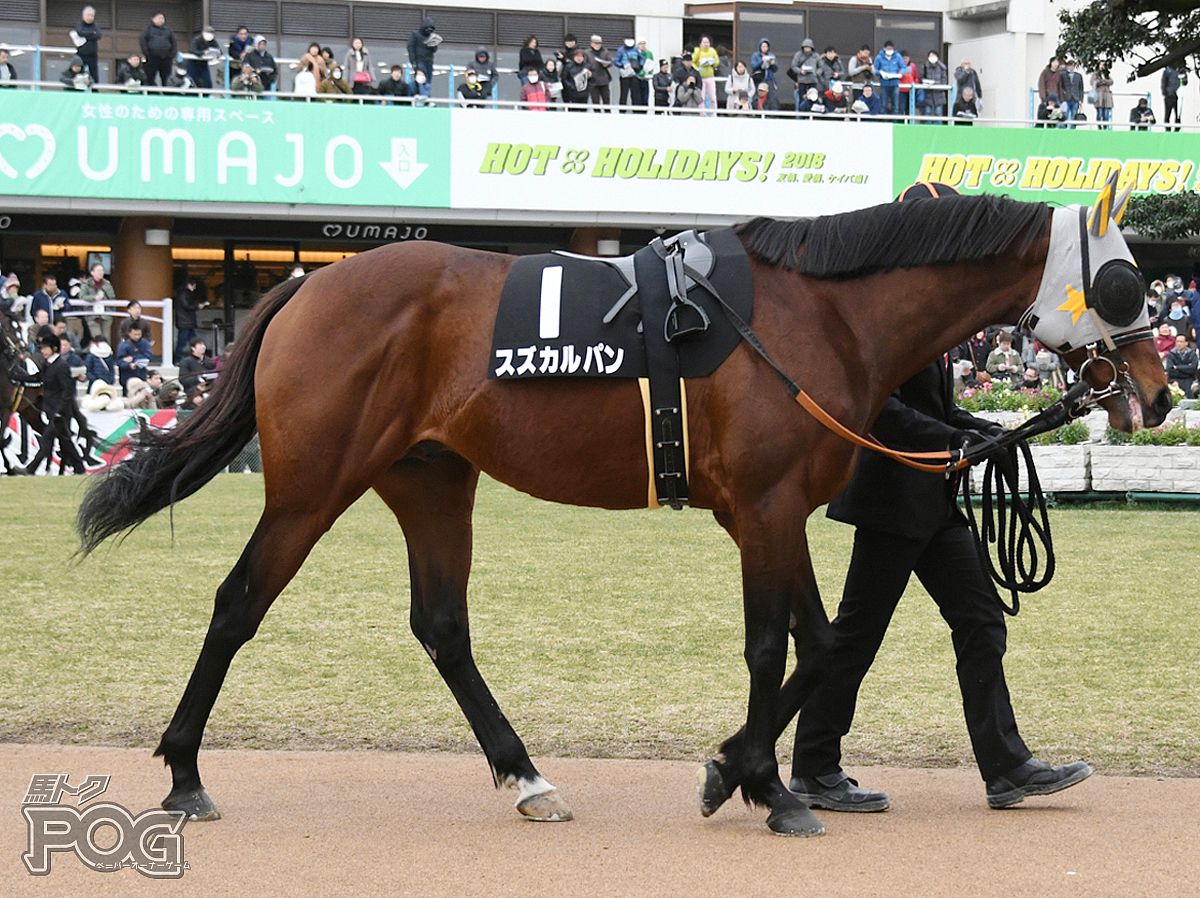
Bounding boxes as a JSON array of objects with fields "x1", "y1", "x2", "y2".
[
  {"x1": 373, "y1": 446, "x2": 573, "y2": 822},
  {"x1": 156, "y1": 503, "x2": 348, "y2": 820}
]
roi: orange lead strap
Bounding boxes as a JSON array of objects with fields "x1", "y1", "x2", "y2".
[{"x1": 793, "y1": 389, "x2": 969, "y2": 474}]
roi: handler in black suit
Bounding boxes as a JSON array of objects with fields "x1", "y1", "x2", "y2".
[
  {"x1": 788, "y1": 357, "x2": 1092, "y2": 810},
  {"x1": 11, "y1": 333, "x2": 87, "y2": 475}
]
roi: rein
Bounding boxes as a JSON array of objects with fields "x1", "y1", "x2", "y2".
[
  {"x1": 687, "y1": 259, "x2": 1129, "y2": 615},
  {"x1": 688, "y1": 259, "x2": 1120, "y2": 474}
]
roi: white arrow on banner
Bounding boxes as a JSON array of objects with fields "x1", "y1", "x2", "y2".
[{"x1": 379, "y1": 137, "x2": 428, "y2": 190}]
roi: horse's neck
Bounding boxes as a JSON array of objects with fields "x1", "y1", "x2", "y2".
[{"x1": 850, "y1": 250, "x2": 1045, "y2": 408}]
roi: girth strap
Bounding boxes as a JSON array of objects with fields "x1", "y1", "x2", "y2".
[{"x1": 635, "y1": 242, "x2": 690, "y2": 508}]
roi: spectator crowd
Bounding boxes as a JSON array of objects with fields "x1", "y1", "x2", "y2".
[
  {"x1": 9, "y1": 6, "x2": 989, "y2": 118},
  {"x1": 2, "y1": 263, "x2": 225, "y2": 474},
  {"x1": 949, "y1": 273, "x2": 1200, "y2": 401}
]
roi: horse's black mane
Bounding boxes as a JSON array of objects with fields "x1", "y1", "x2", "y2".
[{"x1": 735, "y1": 194, "x2": 1051, "y2": 279}]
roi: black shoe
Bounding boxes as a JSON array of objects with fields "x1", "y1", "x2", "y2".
[
  {"x1": 986, "y1": 758, "x2": 1093, "y2": 809},
  {"x1": 9, "y1": 465, "x2": 32, "y2": 476},
  {"x1": 789, "y1": 771, "x2": 889, "y2": 813}
]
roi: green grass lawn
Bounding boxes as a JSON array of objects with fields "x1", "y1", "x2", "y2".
[{"x1": 1, "y1": 475, "x2": 1196, "y2": 776}]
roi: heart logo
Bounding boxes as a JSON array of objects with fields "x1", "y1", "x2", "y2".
[
  {"x1": 322, "y1": 224, "x2": 343, "y2": 237},
  {"x1": 0, "y1": 123, "x2": 56, "y2": 179}
]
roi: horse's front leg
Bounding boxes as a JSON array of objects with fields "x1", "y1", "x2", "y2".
[
  {"x1": 698, "y1": 587, "x2": 830, "y2": 818},
  {"x1": 724, "y1": 507, "x2": 826, "y2": 836}
]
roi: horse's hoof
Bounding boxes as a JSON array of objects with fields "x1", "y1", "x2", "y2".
[
  {"x1": 696, "y1": 760, "x2": 733, "y2": 817},
  {"x1": 516, "y1": 788, "x2": 574, "y2": 822},
  {"x1": 766, "y1": 807, "x2": 825, "y2": 837},
  {"x1": 162, "y1": 787, "x2": 221, "y2": 822}
]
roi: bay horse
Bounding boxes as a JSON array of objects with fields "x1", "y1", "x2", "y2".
[{"x1": 77, "y1": 192, "x2": 1169, "y2": 836}]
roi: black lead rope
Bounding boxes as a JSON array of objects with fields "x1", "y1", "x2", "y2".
[{"x1": 960, "y1": 438, "x2": 1055, "y2": 616}]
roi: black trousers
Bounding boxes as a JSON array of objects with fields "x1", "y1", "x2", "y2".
[
  {"x1": 29, "y1": 415, "x2": 85, "y2": 474},
  {"x1": 792, "y1": 517, "x2": 1031, "y2": 782},
  {"x1": 146, "y1": 55, "x2": 173, "y2": 87},
  {"x1": 589, "y1": 83, "x2": 611, "y2": 110},
  {"x1": 1164, "y1": 95, "x2": 1180, "y2": 130}
]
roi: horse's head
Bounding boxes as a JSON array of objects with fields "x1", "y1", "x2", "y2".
[{"x1": 1020, "y1": 175, "x2": 1170, "y2": 432}]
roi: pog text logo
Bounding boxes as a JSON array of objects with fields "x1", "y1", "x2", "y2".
[{"x1": 21, "y1": 773, "x2": 188, "y2": 878}]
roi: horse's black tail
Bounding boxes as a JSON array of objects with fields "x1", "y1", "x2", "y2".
[{"x1": 77, "y1": 275, "x2": 307, "y2": 555}]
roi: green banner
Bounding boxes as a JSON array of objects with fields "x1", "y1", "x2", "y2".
[
  {"x1": 892, "y1": 124, "x2": 1200, "y2": 202},
  {"x1": 0, "y1": 90, "x2": 450, "y2": 207}
]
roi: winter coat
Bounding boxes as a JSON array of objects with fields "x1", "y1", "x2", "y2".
[
  {"x1": 1059, "y1": 70, "x2": 1084, "y2": 104},
  {"x1": 1167, "y1": 346, "x2": 1198, "y2": 382},
  {"x1": 140, "y1": 23, "x2": 176, "y2": 61},
  {"x1": 848, "y1": 53, "x2": 874, "y2": 86},
  {"x1": 457, "y1": 80, "x2": 485, "y2": 103},
  {"x1": 1163, "y1": 67, "x2": 1182, "y2": 97},
  {"x1": 407, "y1": 17, "x2": 438, "y2": 68},
  {"x1": 121, "y1": 378, "x2": 155, "y2": 410},
  {"x1": 855, "y1": 90, "x2": 882, "y2": 115},
  {"x1": 175, "y1": 285, "x2": 204, "y2": 329},
  {"x1": 675, "y1": 80, "x2": 704, "y2": 108},
  {"x1": 520, "y1": 80, "x2": 550, "y2": 109},
  {"x1": 77, "y1": 275, "x2": 115, "y2": 307},
  {"x1": 232, "y1": 70, "x2": 263, "y2": 93},
  {"x1": 228, "y1": 33, "x2": 253, "y2": 60},
  {"x1": 1091, "y1": 70, "x2": 1113, "y2": 108},
  {"x1": 691, "y1": 46, "x2": 718, "y2": 78},
  {"x1": 789, "y1": 48, "x2": 820, "y2": 88},
  {"x1": 752, "y1": 91, "x2": 780, "y2": 113},
  {"x1": 562, "y1": 58, "x2": 590, "y2": 101},
  {"x1": 749, "y1": 40, "x2": 777, "y2": 87},
  {"x1": 60, "y1": 58, "x2": 91, "y2": 90},
  {"x1": 377, "y1": 75, "x2": 411, "y2": 99},
  {"x1": 821, "y1": 88, "x2": 848, "y2": 114},
  {"x1": 616, "y1": 44, "x2": 647, "y2": 78},
  {"x1": 343, "y1": 47, "x2": 373, "y2": 86},
  {"x1": 586, "y1": 44, "x2": 613, "y2": 87},
  {"x1": 246, "y1": 48, "x2": 276, "y2": 87},
  {"x1": 652, "y1": 70, "x2": 673, "y2": 104},
  {"x1": 85, "y1": 344, "x2": 115, "y2": 387},
  {"x1": 116, "y1": 60, "x2": 149, "y2": 88},
  {"x1": 190, "y1": 34, "x2": 221, "y2": 62},
  {"x1": 473, "y1": 48, "x2": 498, "y2": 87},
  {"x1": 115, "y1": 337, "x2": 152, "y2": 387},
  {"x1": 74, "y1": 18, "x2": 102, "y2": 60},
  {"x1": 922, "y1": 59, "x2": 948, "y2": 103},
  {"x1": 519, "y1": 46, "x2": 545, "y2": 76},
  {"x1": 318, "y1": 75, "x2": 353, "y2": 98},
  {"x1": 954, "y1": 65, "x2": 982, "y2": 100},
  {"x1": 874, "y1": 49, "x2": 904, "y2": 84},
  {"x1": 1037, "y1": 65, "x2": 1061, "y2": 102},
  {"x1": 815, "y1": 55, "x2": 844, "y2": 89}
]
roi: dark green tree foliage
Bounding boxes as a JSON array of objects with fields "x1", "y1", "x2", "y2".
[
  {"x1": 1123, "y1": 192, "x2": 1200, "y2": 240},
  {"x1": 1057, "y1": 1, "x2": 1200, "y2": 79}
]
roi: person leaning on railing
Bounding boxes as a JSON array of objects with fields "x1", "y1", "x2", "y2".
[
  {"x1": 0, "y1": 47, "x2": 18, "y2": 85},
  {"x1": 231, "y1": 61, "x2": 264, "y2": 96},
  {"x1": 116, "y1": 51, "x2": 149, "y2": 91},
  {"x1": 246, "y1": 35, "x2": 276, "y2": 91}
]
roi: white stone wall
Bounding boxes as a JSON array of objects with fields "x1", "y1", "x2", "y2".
[
  {"x1": 966, "y1": 443, "x2": 1090, "y2": 493},
  {"x1": 1090, "y1": 446, "x2": 1200, "y2": 493}
]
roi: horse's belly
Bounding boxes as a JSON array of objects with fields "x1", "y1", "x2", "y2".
[{"x1": 448, "y1": 378, "x2": 652, "y2": 510}]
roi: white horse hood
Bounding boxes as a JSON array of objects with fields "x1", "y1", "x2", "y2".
[{"x1": 1023, "y1": 181, "x2": 1148, "y2": 353}]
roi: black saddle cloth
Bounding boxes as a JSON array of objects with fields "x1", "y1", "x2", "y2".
[{"x1": 489, "y1": 228, "x2": 752, "y2": 380}]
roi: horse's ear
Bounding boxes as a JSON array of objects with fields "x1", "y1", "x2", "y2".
[
  {"x1": 1088, "y1": 170, "x2": 1120, "y2": 237},
  {"x1": 1111, "y1": 184, "x2": 1133, "y2": 226}
]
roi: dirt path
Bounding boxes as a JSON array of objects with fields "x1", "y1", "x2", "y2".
[{"x1": 2, "y1": 744, "x2": 1196, "y2": 897}]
